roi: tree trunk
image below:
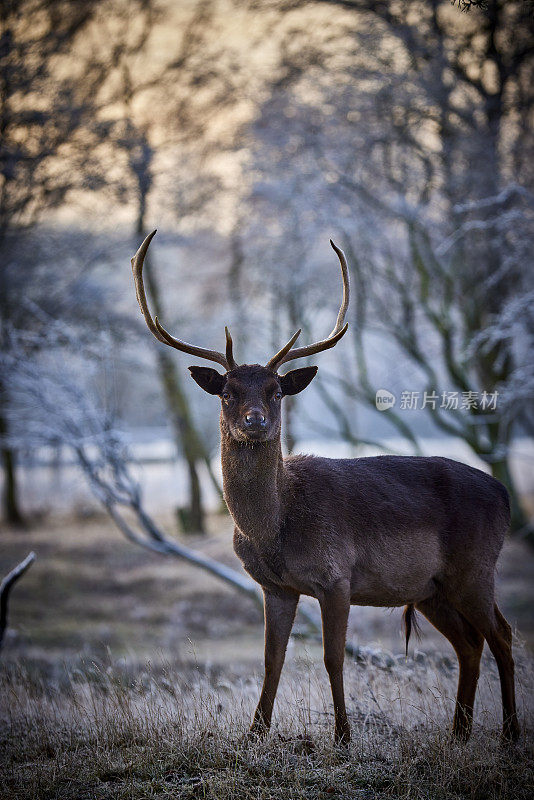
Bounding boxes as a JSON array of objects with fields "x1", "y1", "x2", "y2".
[
  {"x1": 283, "y1": 395, "x2": 296, "y2": 454},
  {"x1": 1, "y1": 444, "x2": 24, "y2": 528},
  {"x1": 0, "y1": 389, "x2": 25, "y2": 528},
  {"x1": 489, "y1": 457, "x2": 533, "y2": 545},
  {"x1": 155, "y1": 346, "x2": 207, "y2": 534}
]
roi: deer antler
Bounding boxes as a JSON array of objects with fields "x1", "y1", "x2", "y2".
[
  {"x1": 266, "y1": 240, "x2": 349, "y2": 372},
  {"x1": 131, "y1": 230, "x2": 236, "y2": 371}
]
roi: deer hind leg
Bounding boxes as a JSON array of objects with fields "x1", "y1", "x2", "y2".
[
  {"x1": 320, "y1": 581, "x2": 351, "y2": 745},
  {"x1": 490, "y1": 603, "x2": 519, "y2": 741},
  {"x1": 250, "y1": 590, "x2": 299, "y2": 736},
  {"x1": 452, "y1": 594, "x2": 519, "y2": 742},
  {"x1": 416, "y1": 596, "x2": 484, "y2": 741}
]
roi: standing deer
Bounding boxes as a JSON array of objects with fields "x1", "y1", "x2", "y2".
[{"x1": 132, "y1": 230, "x2": 519, "y2": 745}]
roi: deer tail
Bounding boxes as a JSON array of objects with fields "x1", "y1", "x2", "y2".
[{"x1": 403, "y1": 603, "x2": 421, "y2": 656}]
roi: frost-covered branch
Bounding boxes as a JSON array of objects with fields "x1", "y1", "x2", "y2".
[{"x1": 0, "y1": 552, "x2": 36, "y2": 651}]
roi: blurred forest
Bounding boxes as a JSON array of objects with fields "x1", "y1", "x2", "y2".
[
  {"x1": 1, "y1": 0, "x2": 533, "y2": 541},
  {"x1": 1, "y1": 2, "x2": 534, "y2": 797}
]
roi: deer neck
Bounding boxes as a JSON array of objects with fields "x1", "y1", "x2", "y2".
[{"x1": 220, "y1": 417, "x2": 285, "y2": 545}]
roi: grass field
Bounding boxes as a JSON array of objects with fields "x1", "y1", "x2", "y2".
[{"x1": 1, "y1": 511, "x2": 533, "y2": 798}]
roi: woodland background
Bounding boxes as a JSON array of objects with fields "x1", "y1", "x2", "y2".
[{"x1": 1, "y1": 2, "x2": 533, "y2": 798}]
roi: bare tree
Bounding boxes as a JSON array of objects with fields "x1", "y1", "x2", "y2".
[
  {"x1": 0, "y1": 0, "x2": 151, "y2": 525},
  {"x1": 0, "y1": 0, "x2": 226, "y2": 532},
  {"x1": 245, "y1": 0, "x2": 534, "y2": 539},
  {"x1": 96, "y1": 0, "x2": 253, "y2": 532}
]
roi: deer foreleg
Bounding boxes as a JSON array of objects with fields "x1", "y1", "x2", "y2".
[
  {"x1": 250, "y1": 589, "x2": 299, "y2": 736},
  {"x1": 320, "y1": 581, "x2": 351, "y2": 745}
]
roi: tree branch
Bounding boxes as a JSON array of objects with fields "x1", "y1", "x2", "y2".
[{"x1": 0, "y1": 552, "x2": 36, "y2": 651}]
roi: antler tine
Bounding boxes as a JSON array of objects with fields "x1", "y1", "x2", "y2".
[
  {"x1": 131, "y1": 230, "x2": 168, "y2": 344},
  {"x1": 329, "y1": 239, "x2": 350, "y2": 335},
  {"x1": 267, "y1": 240, "x2": 350, "y2": 372},
  {"x1": 265, "y1": 329, "x2": 301, "y2": 371},
  {"x1": 131, "y1": 230, "x2": 231, "y2": 371},
  {"x1": 225, "y1": 326, "x2": 237, "y2": 370}
]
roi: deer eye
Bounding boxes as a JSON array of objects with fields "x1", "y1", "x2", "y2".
[
  {"x1": 222, "y1": 391, "x2": 232, "y2": 402},
  {"x1": 274, "y1": 391, "x2": 282, "y2": 401}
]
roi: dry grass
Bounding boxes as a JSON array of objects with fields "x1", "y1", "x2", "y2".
[
  {"x1": 1, "y1": 646, "x2": 533, "y2": 799},
  {"x1": 1, "y1": 514, "x2": 534, "y2": 798}
]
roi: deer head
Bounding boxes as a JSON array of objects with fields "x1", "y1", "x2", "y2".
[{"x1": 131, "y1": 231, "x2": 349, "y2": 443}]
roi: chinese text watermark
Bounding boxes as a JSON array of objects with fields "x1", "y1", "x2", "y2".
[{"x1": 375, "y1": 389, "x2": 498, "y2": 412}]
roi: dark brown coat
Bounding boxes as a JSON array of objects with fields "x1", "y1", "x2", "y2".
[{"x1": 131, "y1": 231, "x2": 519, "y2": 745}]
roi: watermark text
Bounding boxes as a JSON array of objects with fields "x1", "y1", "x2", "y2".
[{"x1": 375, "y1": 389, "x2": 498, "y2": 411}]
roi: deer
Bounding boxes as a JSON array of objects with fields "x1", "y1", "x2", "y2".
[{"x1": 131, "y1": 230, "x2": 519, "y2": 746}]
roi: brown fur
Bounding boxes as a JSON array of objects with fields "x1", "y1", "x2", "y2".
[
  {"x1": 133, "y1": 230, "x2": 518, "y2": 746},
  {"x1": 188, "y1": 363, "x2": 520, "y2": 746}
]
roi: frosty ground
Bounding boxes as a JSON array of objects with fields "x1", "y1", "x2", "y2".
[{"x1": 1, "y1": 512, "x2": 533, "y2": 798}]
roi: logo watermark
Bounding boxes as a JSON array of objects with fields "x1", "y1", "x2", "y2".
[
  {"x1": 375, "y1": 389, "x2": 498, "y2": 412},
  {"x1": 375, "y1": 389, "x2": 396, "y2": 411}
]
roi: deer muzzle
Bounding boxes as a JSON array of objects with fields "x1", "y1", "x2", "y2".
[{"x1": 244, "y1": 410, "x2": 267, "y2": 432}]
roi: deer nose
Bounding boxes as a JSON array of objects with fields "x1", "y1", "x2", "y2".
[{"x1": 244, "y1": 411, "x2": 267, "y2": 429}]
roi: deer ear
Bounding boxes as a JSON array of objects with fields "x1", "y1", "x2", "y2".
[
  {"x1": 188, "y1": 366, "x2": 226, "y2": 395},
  {"x1": 279, "y1": 366, "x2": 318, "y2": 396}
]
